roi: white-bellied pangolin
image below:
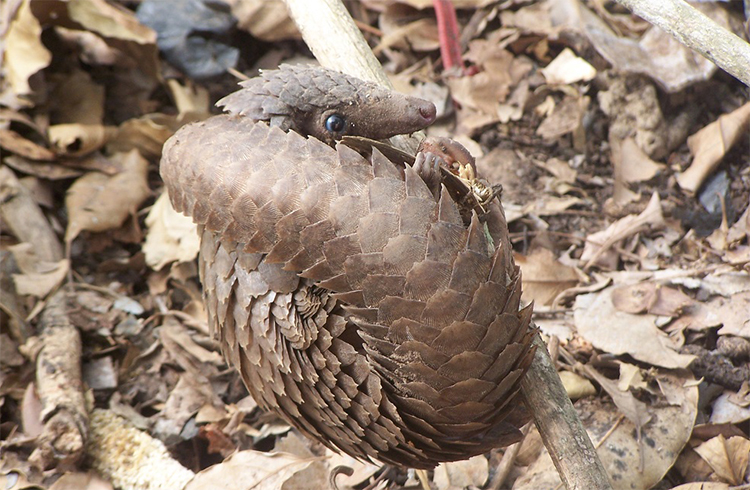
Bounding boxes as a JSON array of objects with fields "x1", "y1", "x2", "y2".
[{"x1": 160, "y1": 64, "x2": 535, "y2": 469}]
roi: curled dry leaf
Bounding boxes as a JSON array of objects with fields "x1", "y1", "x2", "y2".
[
  {"x1": 9, "y1": 243, "x2": 69, "y2": 298},
  {"x1": 694, "y1": 435, "x2": 750, "y2": 485},
  {"x1": 4, "y1": 0, "x2": 52, "y2": 98},
  {"x1": 536, "y1": 94, "x2": 588, "y2": 141},
  {"x1": 615, "y1": 137, "x2": 664, "y2": 184},
  {"x1": 64, "y1": 149, "x2": 150, "y2": 245},
  {"x1": 49, "y1": 124, "x2": 117, "y2": 157},
  {"x1": 558, "y1": 370, "x2": 596, "y2": 400},
  {"x1": 676, "y1": 101, "x2": 750, "y2": 194},
  {"x1": 0, "y1": 129, "x2": 57, "y2": 161},
  {"x1": 65, "y1": 0, "x2": 159, "y2": 77},
  {"x1": 581, "y1": 192, "x2": 665, "y2": 270}
]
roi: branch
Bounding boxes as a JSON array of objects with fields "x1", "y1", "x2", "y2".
[{"x1": 612, "y1": 0, "x2": 750, "y2": 87}]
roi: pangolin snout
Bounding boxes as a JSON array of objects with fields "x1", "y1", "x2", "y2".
[{"x1": 417, "y1": 100, "x2": 437, "y2": 125}]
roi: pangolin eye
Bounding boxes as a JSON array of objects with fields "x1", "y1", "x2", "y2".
[{"x1": 325, "y1": 114, "x2": 346, "y2": 133}]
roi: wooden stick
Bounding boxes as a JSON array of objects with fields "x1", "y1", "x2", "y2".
[
  {"x1": 612, "y1": 0, "x2": 750, "y2": 87},
  {"x1": 521, "y1": 333, "x2": 612, "y2": 489},
  {"x1": 30, "y1": 289, "x2": 88, "y2": 470},
  {"x1": 282, "y1": 1, "x2": 612, "y2": 488}
]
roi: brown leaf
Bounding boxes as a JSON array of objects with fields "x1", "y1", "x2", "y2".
[
  {"x1": 676, "y1": 101, "x2": 750, "y2": 193},
  {"x1": 574, "y1": 287, "x2": 695, "y2": 369},
  {"x1": 9, "y1": 243, "x2": 69, "y2": 297},
  {"x1": 536, "y1": 94, "x2": 587, "y2": 140},
  {"x1": 433, "y1": 455, "x2": 489, "y2": 490},
  {"x1": 581, "y1": 192, "x2": 665, "y2": 270},
  {"x1": 185, "y1": 450, "x2": 315, "y2": 490},
  {"x1": 231, "y1": 0, "x2": 300, "y2": 42},
  {"x1": 49, "y1": 123, "x2": 116, "y2": 157},
  {"x1": 143, "y1": 192, "x2": 200, "y2": 271},
  {"x1": 516, "y1": 247, "x2": 579, "y2": 306},
  {"x1": 694, "y1": 435, "x2": 750, "y2": 485},
  {"x1": 0, "y1": 128, "x2": 56, "y2": 160},
  {"x1": 64, "y1": 149, "x2": 150, "y2": 244},
  {"x1": 611, "y1": 282, "x2": 694, "y2": 316},
  {"x1": 4, "y1": 0, "x2": 52, "y2": 97}
]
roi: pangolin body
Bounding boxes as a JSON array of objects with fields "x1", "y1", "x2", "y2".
[{"x1": 160, "y1": 64, "x2": 535, "y2": 469}]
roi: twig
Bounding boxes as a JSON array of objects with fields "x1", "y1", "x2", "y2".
[
  {"x1": 521, "y1": 333, "x2": 612, "y2": 490},
  {"x1": 612, "y1": 0, "x2": 750, "y2": 87},
  {"x1": 282, "y1": 1, "x2": 612, "y2": 488},
  {"x1": 30, "y1": 289, "x2": 88, "y2": 470},
  {"x1": 487, "y1": 425, "x2": 529, "y2": 490}
]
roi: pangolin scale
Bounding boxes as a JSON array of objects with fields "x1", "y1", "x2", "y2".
[{"x1": 160, "y1": 64, "x2": 535, "y2": 469}]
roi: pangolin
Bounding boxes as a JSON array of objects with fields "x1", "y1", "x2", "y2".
[{"x1": 160, "y1": 64, "x2": 535, "y2": 469}]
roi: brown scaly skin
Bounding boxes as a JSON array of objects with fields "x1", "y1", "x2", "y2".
[{"x1": 160, "y1": 65, "x2": 535, "y2": 469}]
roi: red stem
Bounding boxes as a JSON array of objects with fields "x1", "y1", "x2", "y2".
[{"x1": 433, "y1": 0, "x2": 464, "y2": 73}]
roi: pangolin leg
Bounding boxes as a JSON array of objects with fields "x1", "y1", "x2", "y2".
[{"x1": 413, "y1": 151, "x2": 442, "y2": 200}]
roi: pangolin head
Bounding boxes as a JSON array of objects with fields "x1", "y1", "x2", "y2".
[{"x1": 217, "y1": 64, "x2": 437, "y2": 146}]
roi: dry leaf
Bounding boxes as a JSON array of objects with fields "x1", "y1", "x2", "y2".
[
  {"x1": 617, "y1": 362, "x2": 647, "y2": 392},
  {"x1": 552, "y1": 0, "x2": 724, "y2": 92},
  {"x1": 536, "y1": 94, "x2": 587, "y2": 140},
  {"x1": 558, "y1": 370, "x2": 596, "y2": 399},
  {"x1": 694, "y1": 435, "x2": 750, "y2": 485},
  {"x1": 231, "y1": 0, "x2": 299, "y2": 42},
  {"x1": 4, "y1": 0, "x2": 52, "y2": 97},
  {"x1": 710, "y1": 391, "x2": 750, "y2": 425},
  {"x1": 516, "y1": 247, "x2": 579, "y2": 306},
  {"x1": 48, "y1": 472, "x2": 113, "y2": 490},
  {"x1": 374, "y1": 17, "x2": 440, "y2": 55},
  {"x1": 49, "y1": 123, "x2": 116, "y2": 156},
  {"x1": 9, "y1": 243, "x2": 69, "y2": 298},
  {"x1": 541, "y1": 48, "x2": 596, "y2": 85},
  {"x1": 618, "y1": 137, "x2": 664, "y2": 184},
  {"x1": 611, "y1": 282, "x2": 694, "y2": 317},
  {"x1": 515, "y1": 371, "x2": 697, "y2": 490},
  {"x1": 581, "y1": 192, "x2": 665, "y2": 270},
  {"x1": 64, "y1": 149, "x2": 150, "y2": 244},
  {"x1": 185, "y1": 450, "x2": 315, "y2": 490},
  {"x1": 144, "y1": 191, "x2": 200, "y2": 271},
  {"x1": 0, "y1": 128, "x2": 56, "y2": 161},
  {"x1": 676, "y1": 101, "x2": 750, "y2": 193},
  {"x1": 583, "y1": 364, "x2": 652, "y2": 438},
  {"x1": 574, "y1": 287, "x2": 695, "y2": 369},
  {"x1": 669, "y1": 483, "x2": 729, "y2": 490},
  {"x1": 109, "y1": 114, "x2": 186, "y2": 157},
  {"x1": 434, "y1": 455, "x2": 488, "y2": 490},
  {"x1": 4, "y1": 155, "x2": 83, "y2": 180}
]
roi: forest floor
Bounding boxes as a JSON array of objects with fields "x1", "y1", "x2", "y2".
[{"x1": 1, "y1": 1, "x2": 749, "y2": 489}]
